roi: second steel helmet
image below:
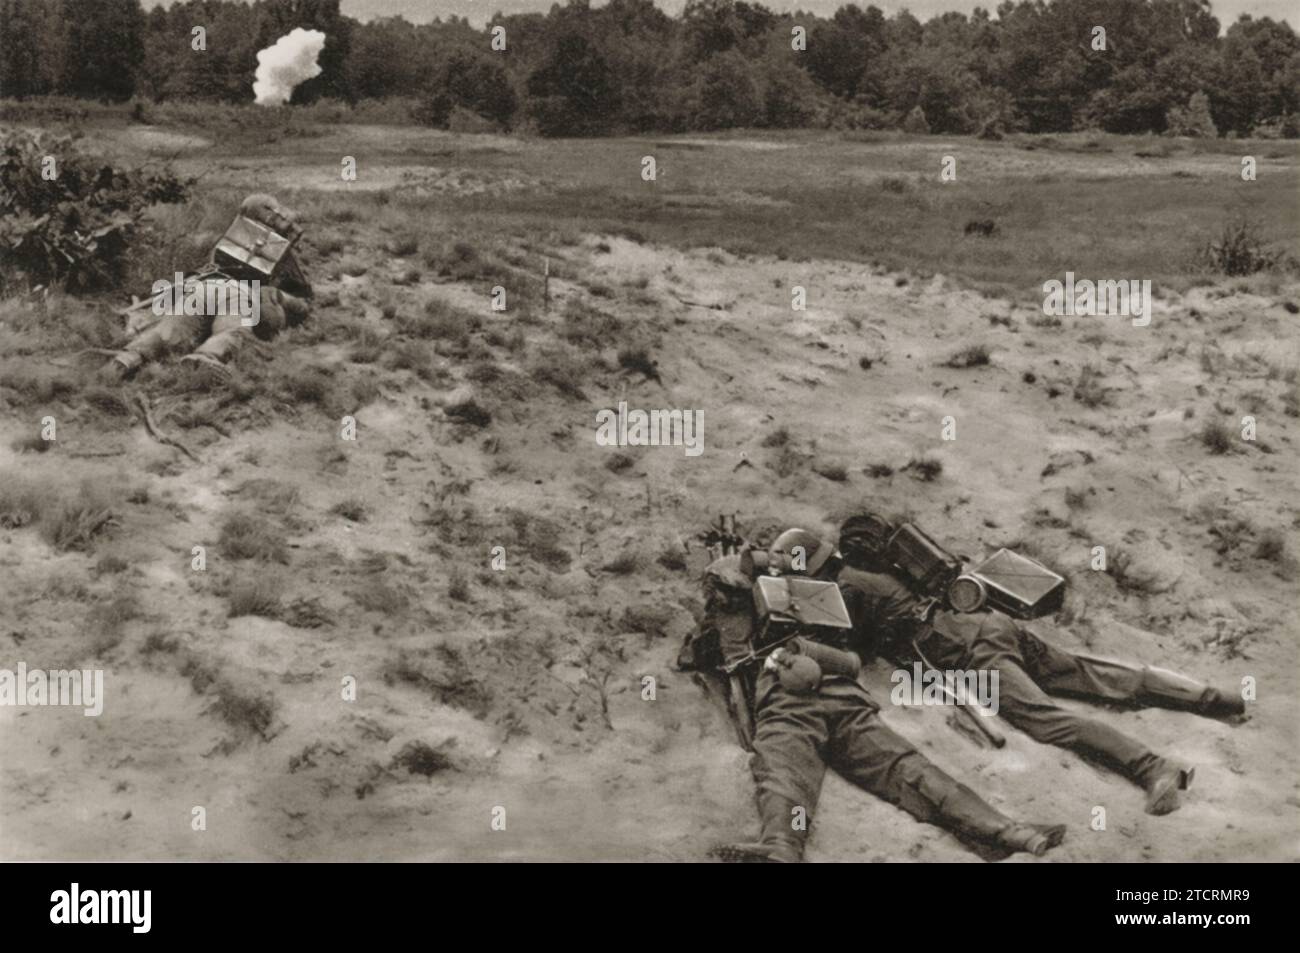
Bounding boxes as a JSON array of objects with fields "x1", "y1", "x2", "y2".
[{"x1": 838, "y1": 513, "x2": 896, "y2": 565}]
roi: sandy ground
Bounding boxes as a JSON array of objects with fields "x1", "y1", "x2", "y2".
[{"x1": 1, "y1": 129, "x2": 1298, "y2": 863}]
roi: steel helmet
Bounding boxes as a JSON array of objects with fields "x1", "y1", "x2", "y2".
[
  {"x1": 839, "y1": 513, "x2": 896, "y2": 563},
  {"x1": 769, "y1": 527, "x2": 837, "y2": 576}
]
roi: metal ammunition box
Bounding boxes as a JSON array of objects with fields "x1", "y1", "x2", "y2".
[
  {"x1": 752, "y1": 576, "x2": 852, "y2": 648},
  {"x1": 887, "y1": 523, "x2": 963, "y2": 597},
  {"x1": 967, "y1": 548, "x2": 1066, "y2": 619},
  {"x1": 214, "y1": 215, "x2": 296, "y2": 280}
]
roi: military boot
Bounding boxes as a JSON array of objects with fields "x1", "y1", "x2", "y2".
[
  {"x1": 909, "y1": 767, "x2": 1066, "y2": 858},
  {"x1": 99, "y1": 351, "x2": 139, "y2": 382},
  {"x1": 278, "y1": 290, "x2": 311, "y2": 325},
  {"x1": 1140, "y1": 666, "x2": 1245, "y2": 719},
  {"x1": 1141, "y1": 760, "x2": 1195, "y2": 816},
  {"x1": 996, "y1": 823, "x2": 1067, "y2": 857},
  {"x1": 711, "y1": 792, "x2": 809, "y2": 863},
  {"x1": 1197, "y1": 687, "x2": 1246, "y2": 719},
  {"x1": 708, "y1": 841, "x2": 799, "y2": 863}
]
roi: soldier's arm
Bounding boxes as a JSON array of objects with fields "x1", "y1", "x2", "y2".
[
  {"x1": 707, "y1": 575, "x2": 757, "y2": 667},
  {"x1": 842, "y1": 576, "x2": 925, "y2": 662},
  {"x1": 678, "y1": 567, "x2": 753, "y2": 671}
]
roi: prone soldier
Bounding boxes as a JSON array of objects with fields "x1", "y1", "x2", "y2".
[
  {"x1": 833, "y1": 512, "x2": 1246, "y2": 816},
  {"x1": 102, "y1": 193, "x2": 312, "y2": 379},
  {"x1": 679, "y1": 526, "x2": 1066, "y2": 863}
]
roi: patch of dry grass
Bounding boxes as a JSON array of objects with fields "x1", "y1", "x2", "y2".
[
  {"x1": 390, "y1": 739, "x2": 456, "y2": 777},
  {"x1": 1073, "y1": 365, "x2": 1112, "y2": 408},
  {"x1": 942, "y1": 343, "x2": 992, "y2": 368},
  {"x1": 527, "y1": 346, "x2": 590, "y2": 400},
  {"x1": 902, "y1": 456, "x2": 944, "y2": 482},
  {"x1": 383, "y1": 645, "x2": 493, "y2": 719},
  {"x1": 1199, "y1": 420, "x2": 1234, "y2": 455},
  {"x1": 0, "y1": 476, "x2": 121, "y2": 551},
  {"x1": 227, "y1": 578, "x2": 283, "y2": 619},
  {"x1": 218, "y1": 509, "x2": 289, "y2": 563},
  {"x1": 330, "y1": 498, "x2": 369, "y2": 523}
]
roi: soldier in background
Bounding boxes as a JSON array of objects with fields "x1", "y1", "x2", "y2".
[
  {"x1": 680, "y1": 528, "x2": 1066, "y2": 863},
  {"x1": 102, "y1": 193, "x2": 312, "y2": 379},
  {"x1": 834, "y1": 513, "x2": 1246, "y2": 816}
]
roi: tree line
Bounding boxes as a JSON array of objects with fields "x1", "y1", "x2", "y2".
[{"x1": 1, "y1": 0, "x2": 1297, "y2": 137}]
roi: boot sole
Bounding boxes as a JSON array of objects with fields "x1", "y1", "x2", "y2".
[
  {"x1": 1028, "y1": 827, "x2": 1067, "y2": 856},
  {"x1": 709, "y1": 843, "x2": 783, "y2": 863},
  {"x1": 1145, "y1": 777, "x2": 1182, "y2": 815},
  {"x1": 1002, "y1": 824, "x2": 1067, "y2": 856}
]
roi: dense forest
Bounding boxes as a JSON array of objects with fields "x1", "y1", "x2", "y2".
[{"x1": 1, "y1": 0, "x2": 1297, "y2": 137}]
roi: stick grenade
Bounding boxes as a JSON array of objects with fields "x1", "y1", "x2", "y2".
[
  {"x1": 912, "y1": 643, "x2": 1006, "y2": 748},
  {"x1": 943, "y1": 680, "x2": 1006, "y2": 748}
]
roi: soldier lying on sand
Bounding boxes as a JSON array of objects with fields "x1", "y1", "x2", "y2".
[
  {"x1": 102, "y1": 193, "x2": 312, "y2": 379},
  {"x1": 833, "y1": 512, "x2": 1246, "y2": 816},
  {"x1": 678, "y1": 528, "x2": 1066, "y2": 863}
]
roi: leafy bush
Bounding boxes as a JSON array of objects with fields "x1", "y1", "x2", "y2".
[
  {"x1": 416, "y1": 51, "x2": 517, "y2": 129},
  {"x1": 901, "y1": 105, "x2": 931, "y2": 135},
  {"x1": 0, "y1": 130, "x2": 188, "y2": 291},
  {"x1": 762, "y1": 59, "x2": 829, "y2": 128},
  {"x1": 689, "y1": 50, "x2": 762, "y2": 130},
  {"x1": 1198, "y1": 219, "x2": 1283, "y2": 277},
  {"x1": 525, "y1": 34, "x2": 618, "y2": 137},
  {"x1": 1166, "y1": 91, "x2": 1218, "y2": 138}
]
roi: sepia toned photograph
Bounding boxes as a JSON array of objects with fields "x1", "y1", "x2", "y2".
[{"x1": 0, "y1": 0, "x2": 1296, "y2": 878}]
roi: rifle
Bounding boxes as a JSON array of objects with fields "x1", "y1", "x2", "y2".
[
  {"x1": 699, "y1": 512, "x2": 746, "y2": 560},
  {"x1": 721, "y1": 629, "x2": 804, "y2": 676},
  {"x1": 884, "y1": 595, "x2": 1006, "y2": 747}
]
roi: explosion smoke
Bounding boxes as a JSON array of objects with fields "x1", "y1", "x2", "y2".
[{"x1": 253, "y1": 28, "x2": 327, "y2": 106}]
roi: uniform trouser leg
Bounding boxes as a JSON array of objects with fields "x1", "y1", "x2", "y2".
[
  {"x1": 119, "y1": 312, "x2": 210, "y2": 370},
  {"x1": 1014, "y1": 627, "x2": 1148, "y2": 702},
  {"x1": 826, "y1": 695, "x2": 1015, "y2": 843},
  {"x1": 749, "y1": 689, "x2": 828, "y2": 860},
  {"x1": 965, "y1": 636, "x2": 1162, "y2": 784},
  {"x1": 192, "y1": 290, "x2": 289, "y2": 363},
  {"x1": 192, "y1": 325, "x2": 251, "y2": 362},
  {"x1": 1016, "y1": 628, "x2": 1227, "y2": 712}
]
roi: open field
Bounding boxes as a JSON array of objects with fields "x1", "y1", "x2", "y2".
[{"x1": 2, "y1": 108, "x2": 1298, "y2": 861}]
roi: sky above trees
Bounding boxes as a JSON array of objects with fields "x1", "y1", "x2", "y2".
[{"x1": 336, "y1": 0, "x2": 1291, "y2": 31}]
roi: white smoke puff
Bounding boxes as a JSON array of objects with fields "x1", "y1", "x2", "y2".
[{"x1": 253, "y1": 28, "x2": 327, "y2": 106}]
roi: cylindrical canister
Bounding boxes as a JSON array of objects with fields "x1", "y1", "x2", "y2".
[{"x1": 793, "y1": 638, "x2": 862, "y2": 679}]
